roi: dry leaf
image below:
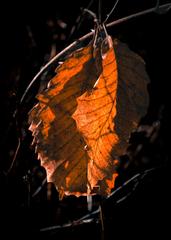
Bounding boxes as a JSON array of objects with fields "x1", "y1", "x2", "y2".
[{"x1": 28, "y1": 32, "x2": 149, "y2": 197}]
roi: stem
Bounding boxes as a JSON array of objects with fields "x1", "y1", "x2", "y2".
[
  {"x1": 39, "y1": 167, "x2": 156, "y2": 232},
  {"x1": 20, "y1": 2, "x2": 171, "y2": 104},
  {"x1": 99, "y1": 205, "x2": 104, "y2": 232},
  {"x1": 103, "y1": 0, "x2": 120, "y2": 24},
  {"x1": 3, "y1": 137, "x2": 21, "y2": 175},
  {"x1": 98, "y1": 0, "x2": 102, "y2": 23}
]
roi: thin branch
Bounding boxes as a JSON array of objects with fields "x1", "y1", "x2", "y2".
[
  {"x1": 19, "y1": 2, "x2": 171, "y2": 105},
  {"x1": 106, "y1": 2, "x2": 171, "y2": 28},
  {"x1": 39, "y1": 167, "x2": 156, "y2": 233},
  {"x1": 68, "y1": 0, "x2": 95, "y2": 40},
  {"x1": 32, "y1": 177, "x2": 47, "y2": 197},
  {"x1": 98, "y1": 0, "x2": 102, "y2": 23},
  {"x1": 3, "y1": 138, "x2": 21, "y2": 175},
  {"x1": 156, "y1": 0, "x2": 160, "y2": 11},
  {"x1": 40, "y1": 217, "x2": 95, "y2": 232},
  {"x1": 84, "y1": 8, "x2": 98, "y2": 21},
  {"x1": 99, "y1": 205, "x2": 104, "y2": 232},
  {"x1": 103, "y1": 0, "x2": 120, "y2": 24}
]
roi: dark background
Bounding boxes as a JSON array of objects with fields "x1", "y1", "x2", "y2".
[{"x1": 0, "y1": 0, "x2": 170, "y2": 239}]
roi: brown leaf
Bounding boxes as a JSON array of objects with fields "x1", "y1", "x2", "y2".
[
  {"x1": 72, "y1": 36, "x2": 119, "y2": 195},
  {"x1": 28, "y1": 33, "x2": 149, "y2": 197}
]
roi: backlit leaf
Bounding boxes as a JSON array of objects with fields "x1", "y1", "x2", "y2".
[{"x1": 28, "y1": 32, "x2": 149, "y2": 198}]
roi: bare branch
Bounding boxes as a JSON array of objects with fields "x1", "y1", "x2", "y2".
[
  {"x1": 103, "y1": 0, "x2": 120, "y2": 24},
  {"x1": 3, "y1": 137, "x2": 21, "y2": 175},
  {"x1": 19, "y1": 2, "x2": 171, "y2": 105},
  {"x1": 39, "y1": 167, "x2": 156, "y2": 233}
]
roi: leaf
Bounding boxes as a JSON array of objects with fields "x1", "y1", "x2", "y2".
[
  {"x1": 28, "y1": 32, "x2": 149, "y2": 198},
  {"x1": 72, "y1": 36, "x2": 119, "y2": 195}
]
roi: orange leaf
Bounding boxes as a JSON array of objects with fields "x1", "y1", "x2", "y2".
[
  {"x1": 28, "y1": 33, "x2": 149, "y2": 197},
  {"x1": 72, "y1": 36, "x2": 119, "y2": 194}
]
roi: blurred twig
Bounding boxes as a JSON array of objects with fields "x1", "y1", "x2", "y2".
[
  {"x1": 40, "y1": 167, "x2": 155, "y2": 233},
  {"x1": 3, "y1": 137, "x2": 21, "y2": 176}
]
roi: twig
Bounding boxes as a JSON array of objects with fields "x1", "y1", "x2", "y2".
[
  {"x1": 39, "y1": 167, "x2": 156, "y2": 232},
  {"x1": 98, "y1": 0, "x2": 102, "y2": 23},
  {"x1": 40, "y1": 210, "x2": 98, "y2": 232},
  {"x1": 103, "y1": 0, "x2": 120, "y2": 24},
  {"x1": 99, "y1": 204, "x2": 104, "y2": 232},
  {"x1": 19, "y1": 2, "x2": 171, "y2": 105},
  {"x1": 83, "y1": 9, "x2": 98, "y2": 22},
  {"x1": 32, "y1": 177, "x2": 47, "y2": 197},
  {"x1": 68, "y1": 0, "x2": 95, "y2": 40},
  {"x1": 107, "y1": 2, "x2": 171, "y2": 28},
  {"x1": 3, "y1": 137, "x2": 21, "y2": 175}
]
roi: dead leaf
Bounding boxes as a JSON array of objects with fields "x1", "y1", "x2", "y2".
[{"x1": 28, "y1": 32, "x2": 149, "y2": 197}]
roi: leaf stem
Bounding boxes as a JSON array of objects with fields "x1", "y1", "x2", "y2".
[{"x1": 20, "y1": 2, "x2": 171, "y2": 105}]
